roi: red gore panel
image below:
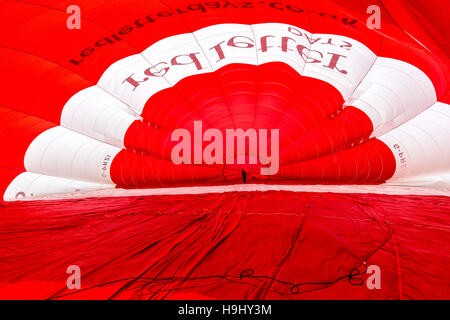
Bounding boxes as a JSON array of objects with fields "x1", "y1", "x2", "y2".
[
  {"x1": 275, "y1": 139, "x2": 396, "y2": 183},
  {"x1": 109, "y1": 150, "x2": 226, "y2": 186}
]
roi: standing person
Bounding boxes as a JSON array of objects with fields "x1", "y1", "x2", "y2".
[{"x1": 242, "y1": 169, "x2": 247, "y2": 184}]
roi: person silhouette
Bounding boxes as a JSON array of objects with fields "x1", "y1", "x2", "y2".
[{"x1": 242, "y1": 169, "x2": 247, "y2": 184}]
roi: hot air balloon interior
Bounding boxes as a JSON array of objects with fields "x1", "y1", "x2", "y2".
[{"x1": 0, "y1": 0, "x2": 449, "y2": 300}]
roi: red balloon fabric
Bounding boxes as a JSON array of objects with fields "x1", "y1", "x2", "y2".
[{"x1": 0, "y1": 190, "x2": 449, "y2": 300}]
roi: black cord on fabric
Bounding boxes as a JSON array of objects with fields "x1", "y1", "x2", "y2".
[{"x1": 48, "y1": 264, "x2": 369, "y2": 300}]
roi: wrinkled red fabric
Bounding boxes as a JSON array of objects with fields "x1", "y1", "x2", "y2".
[{"x1": 0, "y1": 190, "x2": 448, "y2": 300}]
